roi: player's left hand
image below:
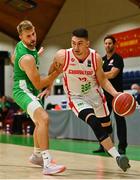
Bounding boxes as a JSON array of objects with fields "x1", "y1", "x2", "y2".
[
  {"x1": 37, "y1": 88, "x2": 51, "y2": 99},
  {"x1": 38, "y1": 47, "x2": 45, "y2": 56}
]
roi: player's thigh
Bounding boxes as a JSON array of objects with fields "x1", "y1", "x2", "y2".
[
  {"x1": 70, "y1": 98, "x2": 93, "y2": 116},
  {"x1": 13, "y1": 90, "x2": 42, "y2": 121},
  {"x1": 33, "y1": 107, "x2": 49, "y2": 124},
  {"x1": 94, "y1": 101, "x2": 109, "y2": 118}
]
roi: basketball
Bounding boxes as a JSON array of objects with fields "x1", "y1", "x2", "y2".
[{"x1": 112, "y1": 92, "x2": 136, "y2": 116}]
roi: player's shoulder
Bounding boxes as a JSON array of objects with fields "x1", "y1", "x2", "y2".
[
  {"x1": 89, "y1": 48, "x2": 96, "y2": 53},
  {"x1": 21, "y1": 54, "x2": 35, "y2": 63},
  {"x1": 56, "y1": 49, "x2": 65, "y2": 55},
  {"x1": 55, "y1": 49, "x2": 65, "y2": 58},
  {"x1": 54, "y1": 49, "x2": 66, "y2": 64},
  {"x1": 16, "y1": 41, "x2": 22, "y2": 46},
  {"x1": 95, "y1": 52, "x2": 102, "y2": 60}
]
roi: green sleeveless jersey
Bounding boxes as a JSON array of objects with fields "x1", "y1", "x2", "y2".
[{"x1": 13, "y1": 41, "x2": 39, "y2": 96}]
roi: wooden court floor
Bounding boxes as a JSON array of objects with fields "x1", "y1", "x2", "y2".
[{"x1": 0, "y1": 143, "x2": 140, "y2": 179}]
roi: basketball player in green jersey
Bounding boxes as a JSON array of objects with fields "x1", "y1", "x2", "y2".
[{"x1": 12, "y1": 20, "x2": 65, "y2": 175}]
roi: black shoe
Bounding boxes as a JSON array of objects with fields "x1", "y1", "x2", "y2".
[
  {"x1": 93, "y1": 146, "x2": 105, "y2": 153},
  {"x1": 118, "y1": 148, "x2": 126, "y2": 155},
  {"x1": 116, "y1": 155, "x2": 130, "y2": 172}
]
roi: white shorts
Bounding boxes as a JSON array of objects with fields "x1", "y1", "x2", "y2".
[
  {"x1": 27, "y1": 100, "x2": 42, "y2": 122},
  {"x1": 69, "y1": 97, "x2": 109, "y2": 118}
]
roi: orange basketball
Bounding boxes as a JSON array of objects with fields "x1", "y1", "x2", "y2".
[{"x1": 112, "y1": 92, "x2": 136, "y2": 116}]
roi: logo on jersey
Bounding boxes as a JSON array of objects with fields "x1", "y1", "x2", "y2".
[
  {"x1": 71, "y1": 58, "x2": 75, "y2": 62},
  {"x1": 87, "y1": 59, "x2": 91, "y2": 67},
  {"x1": 70, "y1": 58, "x2": 76, "y2": 65},
  {"x1": 108, "y1": 59, "x2": 114, "y2": 66},
  {"x1": 77, "y1": 102, "x2": 84, "y2": 107}
]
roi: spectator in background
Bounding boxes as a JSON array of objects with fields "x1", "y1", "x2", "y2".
[
  {"x1": 0, "y1": 95, "x2": 11, "y2": 121},
  {"x1": 93, "y1": 35, "x2": 127, "y2": 155},
  {"x1": 131, "y1": 83, "x2": 140, "y2": 105},
  {"x1": 46, "y1": 103, "x2": 55, "y2": 110},
  {"x1": 46, "y1": 103, "x2": 62, "y2": 110}
]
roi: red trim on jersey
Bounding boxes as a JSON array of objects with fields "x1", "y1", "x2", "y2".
[
  {"x1": 63, "y1": 73, "x2": 79, "y2": 114},
  {"x1": 63, "y1": 50, "x2": 70, "y2": 71},
  {"x1": 91, "y1": 52, "x2": 97, "y2": 72},
  {"x1": 63, "y1": 74, "x2": 72, "y2": 107},
  {"x1": 63, "y1": 74, "x2": 70, "y2": 96},
  {"x1": 69, "y1": 101, "x2": 79, "y2": 114},
  {"x1": 91, "y1": 51, "x2": 100, "y2": 86},
  {"x1": 96, "y1": 89, "x2": 108, "y2": 116},
  {"x1": 72, "y1": 49, "x2": 90, "y2": 63}
]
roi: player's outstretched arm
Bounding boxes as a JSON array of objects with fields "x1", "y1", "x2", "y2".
[{"x1": 20, "y1": 54, "x2": 62, "y2": 90}]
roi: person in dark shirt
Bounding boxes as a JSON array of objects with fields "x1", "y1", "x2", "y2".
[
  {"x1": 131, "y1": 83, "x2": 140, "y2": 105},
  {"x1": 93, "y1": 35, "x2": 127, "y2": 154}
]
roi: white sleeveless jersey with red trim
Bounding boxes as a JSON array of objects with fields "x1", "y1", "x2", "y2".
[{"x1": 63, "y1": 48, "x2": 105, "y2": 104}]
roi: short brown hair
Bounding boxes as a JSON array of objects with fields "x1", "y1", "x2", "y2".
[
  {"x1": 17, "y1": 20, "x2": 34, "y2": 35},
  {"x1": 104, "y1": 35, "x2": 116, "y2": 44}
]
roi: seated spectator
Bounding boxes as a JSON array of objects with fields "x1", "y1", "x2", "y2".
[
  {"x1": 46, "y1": 103, "x2": 62, "y2": 111},
  {"x1": 131, "y1": 83, "x2": 140, "y2": 105},
  {"x1": 54, "y1": 104, "x2": 62, "y2": 110},
  {"x1": 46, "y1": 103, "x2": 55, "y2": 110},
  {"x1": 0, "y1": 95, "x2": 11, "y2": 121},
  {"x1": 12, "y1": 110, "x2": 35, "y2": 135}
]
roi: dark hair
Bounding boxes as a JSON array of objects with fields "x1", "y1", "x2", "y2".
[
  {"x1": 72, "y1": 28, "x2": 88, "y2": 39},
  {"x1": 104, "y1": 35, "x2": 116, "y2": 44}
]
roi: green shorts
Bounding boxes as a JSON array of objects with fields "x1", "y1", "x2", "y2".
[{"x1": 13, "y1": 80, "x2": 42, "y2": 121}]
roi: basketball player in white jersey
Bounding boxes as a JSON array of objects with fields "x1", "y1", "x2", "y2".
[{"x1": 43, "y1": 28, "x2": 130, "y2": 172}]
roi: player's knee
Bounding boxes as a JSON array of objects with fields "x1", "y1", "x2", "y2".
[
  {"x1": 78, "y1": 109, "x2": 109, "y2": 142},
  {"x1": 42, "y1": 113, "x2": 49, "y2": 127},
  {"x1": 103, "y1": 125, "x2": 112, "y2": 134},
  {"x1": 35, "y1": 111, "x2": 49, "y2": 127},
  {"x1": 99, "y1": 116, "x2": 112, "y2": 134},
  {"x1": 44, "y1": 118, "x2": 49, "y2": 127},
  {"x1": 87, "y1": 117, "x2": 109, "y2": 142},
  {"x1": 78, "y1": 108, "x2": 95, "y2": 121}
]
